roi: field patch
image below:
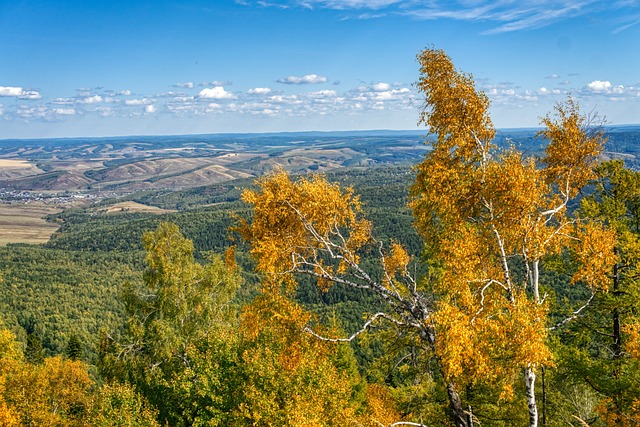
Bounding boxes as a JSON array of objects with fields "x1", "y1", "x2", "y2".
[
  {"x1": 103, "y1": 201, "x2": 176, "y2": 214},
  {"x1": 0, "y1": 203, "x2": 61, "y2": 245},
  {"x1": 0, "y1": 159, "x2": 44, "y2": 180},
  {"x1": 0, "y1": 159, "x2": 32, "y2": 167}
]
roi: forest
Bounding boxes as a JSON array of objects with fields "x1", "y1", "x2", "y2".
[{"x1": 1, "y1": 48, "x2": 640, "y2": 427}]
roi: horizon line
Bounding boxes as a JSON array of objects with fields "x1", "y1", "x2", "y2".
[{"x1": 2, "y1": 123, "x2": 639, "y2": 142}]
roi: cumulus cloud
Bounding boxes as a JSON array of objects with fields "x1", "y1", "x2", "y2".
[
  {"x1": 53, "y1": 108, "x2": 76, "y2": 115},
  {"x1": 372, "y1": 82, "x2": 391, "y2": 91},
  {"x1": 198, "y1": 87, "x2": 237, "y2": 99},
  {"x1": 308, "y1": 90, "x2": 337, "y2": 97},
  {"x1": 586, "y1": 80, "x2": 613, "y2": 92},
  {"x1": 52, "y1": 97, "x2": 74, "y2": 105},
  {"x1": 248, "y1": 87, "x2": 272, "y2": 95},
  {"x1": 174, "y1": 82, "x2": 195, "y2": 89},
  {"x1": 125, "y1": 98, "x2": 153, "y2": 105},
  {"x1": 537, "y1": 87, "x2": 563, "y2": 95},
  {"x1": 11, "y1": 73, "x2": 637, "y2": 127},
  {"x1": 0, "y1": 87, "x2": 24, "y2": 97},
  {"x1": 277, "y1": 74, "x2": 328, "y2": 84},
  {"x1": 78, "y1": 95, "x2": 103, "y2": 104},
  {"x1": 583, "y1": 80, "x2": 630, "y2": 97},
  {"x1": 0, "y1": 86, "x2": 42, "y2": 99}
]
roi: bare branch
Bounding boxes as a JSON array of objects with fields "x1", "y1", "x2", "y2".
[
  {"x1": 471, "y1": 279, "x2": 506, "y2": 323},
  {"x1": 549, "y1": 292, "x2": 595, "y2": 331},
  {"x1": 303, "y1": 312, "x2": 405, "y2": 342},
  {"x1": 388, "y1": 422, "x2": 429, "y2": 427}
]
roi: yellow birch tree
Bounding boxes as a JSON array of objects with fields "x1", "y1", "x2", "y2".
[
  {"x1": 411, "y1": 48, "x2": 613, "y2": 427},
  {"x1": 240, "y1": 48, "x2": 612, "y2": 427}
]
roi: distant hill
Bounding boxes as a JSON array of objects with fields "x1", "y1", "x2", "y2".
[{"x1": 1, "y1": 127, "x2": 639, "y2": 194}]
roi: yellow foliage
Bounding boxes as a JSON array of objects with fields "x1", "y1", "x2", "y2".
[
  {"x1": 572, "y1": 222, "x2": 618, "y2": 291},
  {"x1": 224, "y1": 244, "x2": 237, "y2": 270},
  {"x1": 597, "y1": 397, "x2": 640, "y2": 427},
  {"x1": 360, "y1": 384, "x2": 402, "y2": 427},
  {"x1": 238, "y1": 287, "x2": 358, "y2": 427},
  {"x1": 541, "y1": 98, "x2": 604, "y2": 195},
  {"x1": 241, "y1": 169, "x2": 372, "y2": 288},
  {"x1": 622, "y1": 322, "x2": 640, "y2": 359},
  {"x1": 413, "y1": 49, "x2": 606, "y2": 416},
  {"x1": 1, "y1": 356, "x2": 92, "y2": 427}
]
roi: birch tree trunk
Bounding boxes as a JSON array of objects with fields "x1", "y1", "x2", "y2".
[{"x1": 525, "y1": 368, "x2": 538, "y2": 427}]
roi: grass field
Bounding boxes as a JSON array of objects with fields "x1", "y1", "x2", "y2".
[{"x1": 0, "y1": 203, "x2": 61, "y2": 245}]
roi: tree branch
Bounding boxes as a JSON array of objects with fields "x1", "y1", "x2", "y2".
[
  {"x1": 303, "y1": 312, "x2": 404, "y2": 342},
  {"x1": 549, "y1": 292, "x2": 595, "y2": 330}
]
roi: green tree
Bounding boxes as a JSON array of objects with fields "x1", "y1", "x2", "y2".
[
  {"x1": 88, "y1": 383, "x2": 160, "y2": 427},
  {"x1": 25, "y1": 331, "x2": 45, "y2": 365},
  {"x1": 100, "y1": 222, "x2": 242, "y2": 426},
  {"x1": 66, "y1": 334, "x2": 83, "y2": 361},
  {"x1": 560, "y1": 159, "x2": 640, "y2": 425}
]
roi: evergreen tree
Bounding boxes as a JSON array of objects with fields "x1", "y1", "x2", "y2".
[
  {"x1": 66, "y1": 334, "x2": 83, "y2": 361},
  {"x1": 25, "y1": 332, "x2": 45, "y2": 365}
]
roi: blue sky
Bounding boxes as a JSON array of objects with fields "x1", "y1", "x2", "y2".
[{"x1": 1, "y1": 0, "x2": 639, "y2": 138}]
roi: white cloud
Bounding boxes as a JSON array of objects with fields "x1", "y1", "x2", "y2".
[
  {"x1": 248, "y1": 87, "x2": 272, "y2": 95},
  {"x1": 372, "y1": 82, "x2": 391, "y2": 91},
  {"x1": 200, "y1": 80, "x2": 232, "y2": 87},
  {"x1": 18, "y1": 90, "x2": 42, "y2": 100},
  {"x1": 125, "y1": 98, "x2": 153, "y2": 105},
  {"x1": 117, "y1": 90, "x2": 131, "y2": 96},
  {"x1": 174, "y1": 82, "x2": 195, "y2": 89},
  {"x1": 52, "y1": 97, "x2": 74, "y2": 105},
  {"x1": 583, "y1": 80, "x2": 631, "y2": 97},
  {"x1": 198, "y1": 87, "x2": 237, "y2": 99},
  {"x1": 172, "y1": 96, "x2": 194, "y2": 102},
  {"x1": 78, "y1": 95, "x2": 103, "y2": 104},
  {"x1": 249, "y1": 1, "x2": 618, "y2": 34},
  {"x1": 0, "y1": 86, "x2": 42, "y2": 99},
  {"x1": 277, "y1": 74, "x2": 328, "y2": 84},
  {"x1": 255, "y1": 0, "x2": 401, "y2": 9},
  {"x1": 308, "y1": 90, "x2": 337, "y2": 97},
  {"x1": 586, "y1": 80, "x2": 612, "y2": 92},
  {"x1": 53, "y1": 108, "x2": 76, "y2": 115},
  {"x1": 145, "y1": 105, "x2": 157, "y2": 113},
  {"x1": 0, "y1": 86, "x2": 26, "y2": 97}
]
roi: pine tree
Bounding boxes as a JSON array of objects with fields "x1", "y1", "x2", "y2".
[{"x1": 66, "y1": 334, "x2": 83, "y2": 361}]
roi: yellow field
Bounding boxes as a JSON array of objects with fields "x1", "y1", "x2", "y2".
[
  {"x1": 0, "y1": 203, "x2": 62, "y2": 245},
  {"x1": 103, "y1": 201, "x2": 175, "y2": 214},
  {"x1": 0, "y1": 159, "x2": 32, "y2": 167}
]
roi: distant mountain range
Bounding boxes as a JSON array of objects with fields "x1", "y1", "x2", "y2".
[{"x1": 1, "y1": 126, "x2": 639, "y2": 193}]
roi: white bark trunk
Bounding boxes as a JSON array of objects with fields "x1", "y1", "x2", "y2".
[
  {"x1": 525, "y1": 367, "x2": 538, "y2": 427},
  {"x1": 531, "y1": 260, "x2": 540, "y2": 303}
]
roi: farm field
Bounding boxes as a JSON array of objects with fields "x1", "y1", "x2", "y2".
[{"x1": 0, "y1": 203, "x2": 61, "y2": 245}]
